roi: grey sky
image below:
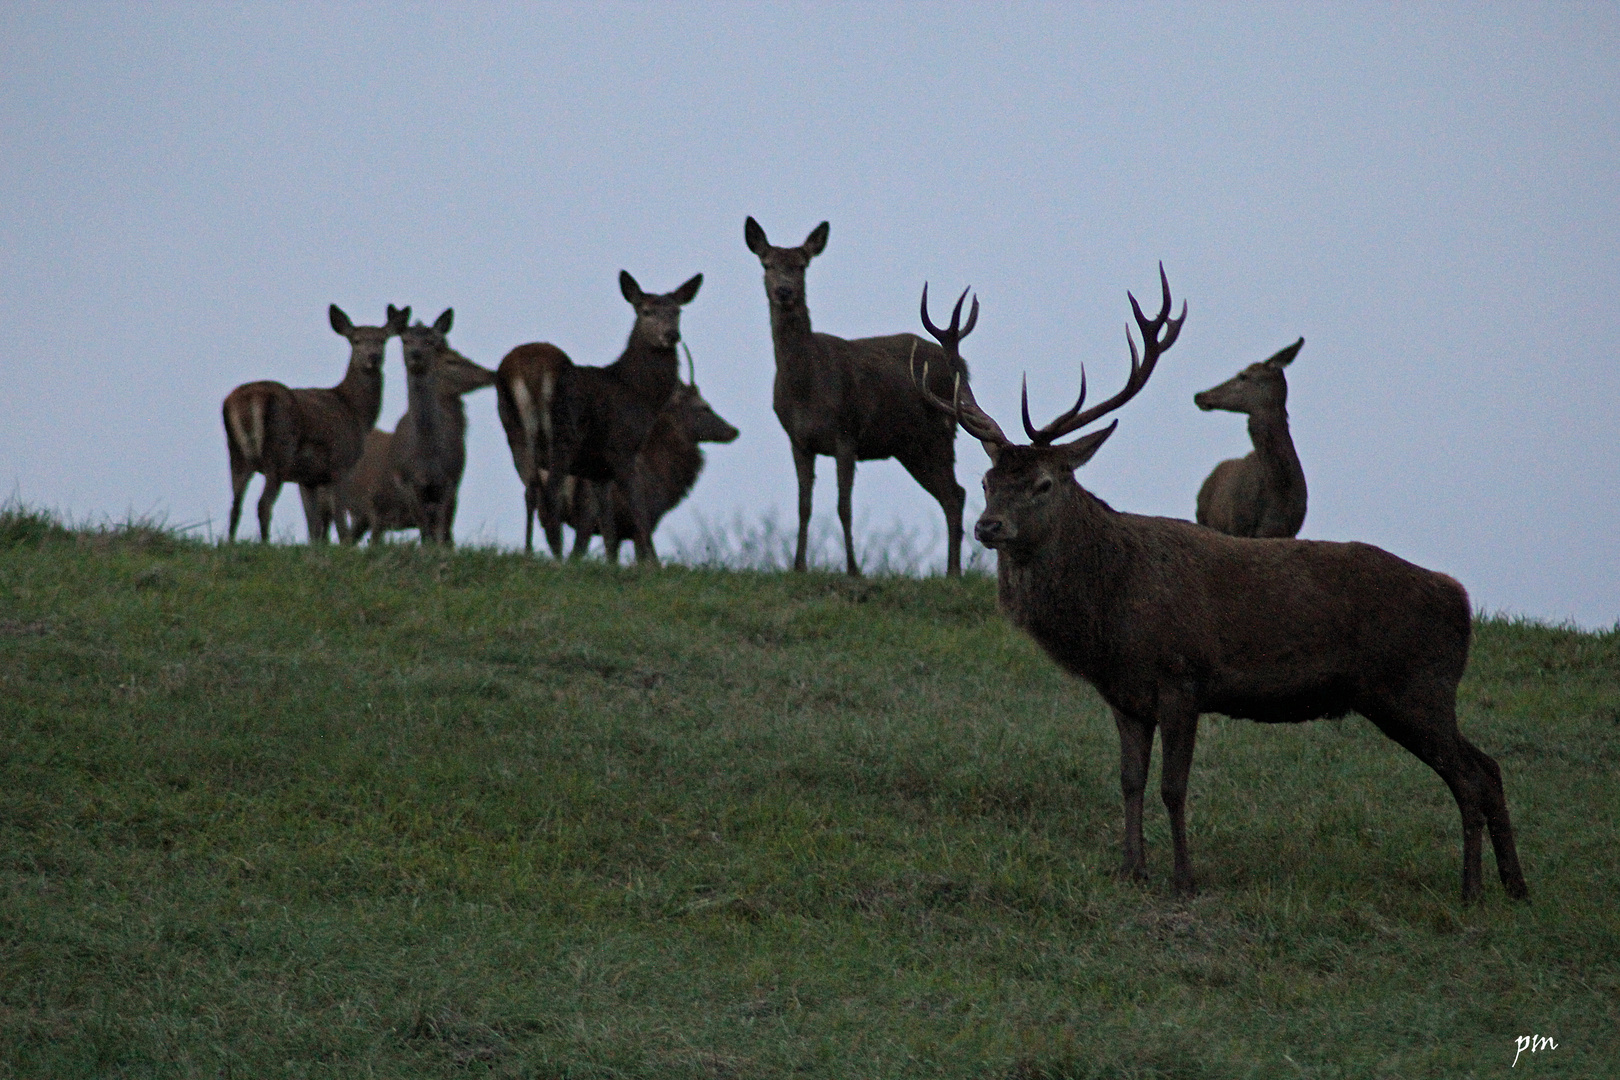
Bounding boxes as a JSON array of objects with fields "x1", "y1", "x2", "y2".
[{"x1": 2, "y1": 3, "x2": 1616, "y2": 626}]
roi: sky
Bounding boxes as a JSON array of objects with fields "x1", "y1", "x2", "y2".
[{"x1": 2, "y1": 2, "x2": 1616, "y2": 627}]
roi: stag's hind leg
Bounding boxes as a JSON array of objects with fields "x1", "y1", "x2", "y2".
[
  {"x1": 1156, "y1": 703, "x2": 1202, "y2": 896},
  {"x1": 1462, "y1": 737, "x2": 1530, "y2": 899},
  {"x1": 1365, "y1": 702, "x2": 1489, "y2": 902}
]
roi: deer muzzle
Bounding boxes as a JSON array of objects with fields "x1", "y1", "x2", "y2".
[{"x1": 974, "y1": 514, "x2": 1014, "y2": 547}]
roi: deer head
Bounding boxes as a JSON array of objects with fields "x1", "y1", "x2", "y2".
[
  {"x1": 675, "y1": 344, "x2": 740, "y2": 444},
  {"x1": 916, "y1": 267, "x2": 1185, "y2": 557},
  {"x1": 400, "y1": 308, "x2": 455, "y2": 380},
  {"x1": 620, "y1": 271, "x2": 703, "y2": 350},
  {"x1": 744, "y1": 217, "x2": 828, "y2": 310},
  {"x1": 1193, "y1": 337, "x2": 1302, "y2": 416},
  {"x1": 330, "y1": 303, "x2": 409, "y2": 372}
]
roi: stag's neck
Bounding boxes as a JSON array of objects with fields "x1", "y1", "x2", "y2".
[
  {"x1": 335, "y1": 360, "x2": 385, "y2": 429},
  {"x1": 998, "y1": 489, "x2": 1133, "y2": 682},
  {"x1": 1248, "y1": 410, "x2": 1306, "y2": 504},
  {"x1": 643, "y1": 417, "x2": 706, "y2": 512}
]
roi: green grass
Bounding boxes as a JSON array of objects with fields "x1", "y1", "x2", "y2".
[{"x1": 1, "y1": 508, "x2": 1616, "y2": 1078}]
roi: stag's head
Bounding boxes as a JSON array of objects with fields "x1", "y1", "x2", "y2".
[
  {"x1": 331, "y1": 304, "x2": 410, "y2": 373},
  {"x1": 400, "y1": 308, "x2": 455, "y2": 381},
  {"x1": 621, "y1": 271, "x2": 703, "y2": 350},
  {"x1": 744, "y1": 217, "x2": 828, "y2": 309},
  {"x1": 437, "y1": 351, "x2": 496, "y2": 398},
  {"x1": 915, "y1": 268, "x2": 1185, "y2": 558},
  {"x1": 1194, "y1": 337, "x2": 1302, "y2": 416}
]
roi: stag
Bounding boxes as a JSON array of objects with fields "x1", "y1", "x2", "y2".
[
  {"x1": 915, "y1": 271, "x2": 1527, "y2": 903},
  {"x1": 1193, "y1": 337, "x2": 1308, "y2": 537},
  {"x1": 223, "y1": 304, "x2": 408, "y2": 542},
  {"x1": 563, "y1": 360, "x2": 739, "y2": 563},
  {"x1": 341, "y1": 340, "x2": 495, "y2": 544},
  {"x1": 496, "y1": 271, "x2": 702, "y2": 565},
  {"x1": 744, "y1": 217, "x2": 968, "y2": 576}
]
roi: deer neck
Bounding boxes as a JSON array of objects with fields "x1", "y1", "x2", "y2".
[
  {"x1": 405, "y1": 370, "x2": 444, "y2": 451},
  {"x1": 767, "y1": 297, "x2": 815, "y2": 358},
  {"x1": 649, "y1": 415, "x2": 706, "y2": 508},
  {"x1": 614, "y1": 338, "x2": 680, "y2": 406},
  {"x1": 1247, "y1": 409, "x2": 1305, "y2": 502},
  {"x1": 334, "y1": 357, "x2": 385, "y2": 429},
  {"x1": 996, "y1": 487, "x2": 1129, "y2": 678}
]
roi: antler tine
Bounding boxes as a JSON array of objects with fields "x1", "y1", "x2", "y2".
[
  {"x1": 681, "y1": 342, "x2": 696, "y2": 386},
  {"x1": 914, "y1": 288, "x2": 1009, "y2": 447},
  {"x1": 1023, "y1": 367, "x2": 1091, "y2": 445},
  {"x1": 1036, "y1": 264, "x2": 1185, "y2": 442}
]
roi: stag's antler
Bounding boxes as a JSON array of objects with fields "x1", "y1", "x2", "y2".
[
  {"x1": 1024, "y1": 263, "x2": 1186, "y2": 446},
  {"x1": 915, "y1": 284, "x2": 1011, "y2": 448}
]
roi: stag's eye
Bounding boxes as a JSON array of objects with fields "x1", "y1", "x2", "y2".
[{"x1": 1033, "y1": 476, "x2": 1053, "y2": 495}]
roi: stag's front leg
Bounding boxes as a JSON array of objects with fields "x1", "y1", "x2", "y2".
[
  {"x1": 1112, "y1": 707, "x2": 1155, "y2": 882},
  {"x1": 617, "y1": 462, "x2": 660, "y2": 568},
  {"x1": 835, "y1": 438, "x2": 859, "y2": 576},
  {"x1": 1157, "y1": 706, "x2": 1202, "y2": 896},
  {"x1": 791, "y1": 444, "x2": 816, "y2": 572}
]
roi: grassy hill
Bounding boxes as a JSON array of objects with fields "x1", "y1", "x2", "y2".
[{"x1": 2, "y1": 509, "x2": 1616, "y2": 1078}]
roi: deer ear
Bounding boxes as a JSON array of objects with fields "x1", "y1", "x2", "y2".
[
  {"x1": 1266, "y1": 337, "x2": 1304, "y2": 368},
  {"x1": 433, "y1": 308, "x2": 453, "y2": 335},
  {"x1": 620, "y1": 270, "x2": 644, "y2": 304},
  {"x1": 329, "y1": 305, "x2": 354, "y2": 336},
  {"x1": 1057, "y1": 421, "x2": 1118, "y2": 471},
  {"x1": 978, "y1": 440, "x2": 1002, "y2": 465},
  {"x1": 386, "y1": 304, "x2": 411, "y2": 332},
  {"x1": 744, "y1": 216, "x2": 769, "y2": 257},
  {"x1": 672, "y1": 273, "x2": 702, "y2": 305},
  {"x1": 803, "y1": 221, "x2": 829, "y2": 257}
]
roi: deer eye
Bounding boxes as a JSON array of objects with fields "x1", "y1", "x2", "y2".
[{"x1": 1033, "y1": 476, "x2": 1053, "y2": 495}]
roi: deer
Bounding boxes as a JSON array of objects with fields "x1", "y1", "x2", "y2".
[
  {"x1": 341, "y1": 338, "x2": 496, "y2": 544},
  {"x1": 561, "y1": 359, "x2": 739, "y2": 563},
  {"x1": 1193, "y1": 337, "x2": 1308, "y2": 537},
  {"x1": 744, "y1": 217, "x2": 968, "y2": 576},
  {"x1": 222, "y1": 304, "x2": 408, "y2": 542},
  {"x1": 914, "y1": 269, "x2": 1527, "y2": 904},
  {"x1": 495, "y1": 271, "x2": 702, "y2": 566}
]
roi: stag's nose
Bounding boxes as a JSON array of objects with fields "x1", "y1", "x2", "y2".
[{"x1": 974, "y1": 515, "x2": 1011, "y2": 546}]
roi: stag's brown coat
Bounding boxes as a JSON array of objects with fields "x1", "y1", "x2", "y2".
[
  {"x1": 917, "y1": 271, "x2": 1527, "y2": 904},
  {"x1": 1194, "y1": 337, "x2": 1308, "y2": 537},
  {"x1": 744, "y1": 217, "x2": 968, "y2": 576},
  {"x1": 222, "y1": 304, "x2": 408, "y2": 542}
]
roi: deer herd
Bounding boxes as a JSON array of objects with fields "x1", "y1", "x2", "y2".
[{"x1": 219, "y1": 219, "x2": 1530, "y2": 904}]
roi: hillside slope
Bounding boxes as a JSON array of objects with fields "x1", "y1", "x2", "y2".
[{"x1": 2, "y1": 515, "x2": 1616, "y2": 1077}]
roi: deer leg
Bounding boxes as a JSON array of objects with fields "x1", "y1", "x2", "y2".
[
  {"x1": 228, "y1": 467, "x2": 253, "y2": 542},
  {"x1": 570, "y1": 481, "x2": 597, "y2": 560},
  {"x1": 1366, "y1": 706, "x2": 1487, "y2": 902},
  {"x1": 1157, "y1": 707, "x2": 1202, "y2": 896},
  {"x1": 1112, "y1": 707, "x2": 1155, "y2": 882},
  {"x1": 1462, "y1": 738, "x2": 1530, "y2": 900},
  {"x1": 835, "y1": 439, "x2": 859, "y2": 577},
  {"x1": 791, "y1": 444, "x2": 816, "y2": 572},
  {"x1": 616, "y1": 459, "x2": 660, "y2": 568},
  {"x1": 898, "y1": 452, "x2": 966, "y2": 577},
  {"x1": 256, "y1": 475, "x2": 283, "y2": 543}
]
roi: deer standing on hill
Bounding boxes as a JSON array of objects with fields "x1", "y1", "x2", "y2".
[
  {"x1": 1194, "y1": 338, "x2": 1308, "y2": 537},
  {"x1": 341, "y1": 340, "x2": 495, "y2": 544},
  {"x1": 915, "y1": 271, "x2": 1527, "y2": 903},
  {"x1": 744, "y1": 217, "x2": 968, "y2": 576},
  {"x1": 562, "y1": 364, "x2": 739, "y2": 563},
  {"x1": 495, "y1": 271, "x2": 702, "y2": 566},
  {"x1": 222, "y1": 304, "x2": 408, "y2": 542}
]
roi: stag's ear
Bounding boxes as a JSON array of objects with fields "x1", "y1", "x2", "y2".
[
  {"x1": 620, "y1": 270, "x2": 644, "y2": 304},
  {"x1": 330, "y1": 305, "x2": 354, "y2": 336},
  {"x1": 1266, "y1": 337, "x2": 1304, "y2": 369},
  {"x1": 432, "y1": 308, "x2": 453, "y2": 335},
  {"x1": 744, "y1": 216, "x2": 769, "y2": 257},
  {"x1": 978, "y1": 441, "x2": 1002, "y2": 466},
  {"x1": 803, "y1": 221, "x2": 829, "y2": 257},
  {"x1": 1056, "y1": 421, "x2": 1118, "y2": 472},
  {"x1": 386, "y1": 304, "x2": 410, "y2": 333},
  {"x1": 671, "y1": 273, "x2": 702, "y2": 305}
]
